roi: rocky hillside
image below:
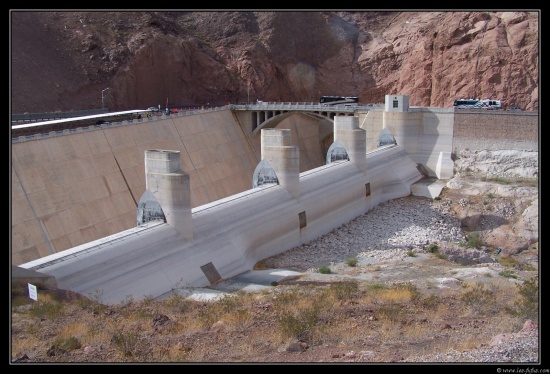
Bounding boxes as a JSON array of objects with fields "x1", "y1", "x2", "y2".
[{"x1": 10, "y1": 11, "x2": 539, "y2": 113}]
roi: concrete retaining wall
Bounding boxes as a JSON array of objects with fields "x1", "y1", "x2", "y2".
[
  {"x1": 11, "y1": 107, "x2": 539, "y2": 266},
  {"x1": 11, "y1": 109, "x2": 331, "y2": 265},
  {"x1": 20, "y1": 144, "x2": 422, "y2": 305},
  {"x1": 452, "y1": 110, "x2": 538, "y2": 154}
]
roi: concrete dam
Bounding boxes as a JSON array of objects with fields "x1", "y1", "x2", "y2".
[{"x1": 14, "y1": 94, "x2": 536, "y2": 304}]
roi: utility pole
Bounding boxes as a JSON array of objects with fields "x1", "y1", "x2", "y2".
[
  {"x1": 102, "y1": 88, "x2": 110, "y2": 109},
  {"x1": 247, "y1": 82, "x2": 250, "y2": 105}
]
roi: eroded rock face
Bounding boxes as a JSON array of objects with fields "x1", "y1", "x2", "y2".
[
  {"x1": 444, "y1": 150, "x2": 538, "y2": 255},
  {"x1": 10, "y1": 11, "x2": 538, "y2": 113}
]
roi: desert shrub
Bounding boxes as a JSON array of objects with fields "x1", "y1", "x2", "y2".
[
  {"x1": 76, "y1": 297, "x2": 107, "y2": 315},
  {"x1": 24, "y1": 321, "x2": 41, "y2": 336},
  {"x1": 516, "y1": 262, "x2": 536, "y2": 271},
  {"x1": 318, "y1": 265, "x2": 332, "y2": 274},
  {"x1": 111, "y1": 330, "x2": 141, "y2": 357},
  {"x1": 28, "y1": 298, "x2": 63, "y2": 319},
  {"x1": 273, "y1": 288, "x2": 301, "y2": 306},
  {"x1": 196, "y1": 293, "x2": 244, "y2": 329},
  {"x1": 217, "y1": 293, "x2": 244, "y2": 313},
  {"x1": 345, "y1": 257, "x2": 358, "y2": 267},
  {"x1": 367, "y1": 283, "x2": 386, "y2": 291},
  {"x1": 329, "y1": 281, "x2": 359, "y2": 300},
  {"x1": 511, "y1": 277, "x2": 539, "y2": 322},
  {"x1": 166, "y1": 294, "x2": 194, "y2": 314},
  {"x1": 425, "y1": 243, "x2": 447, "y2": 259},
  {"x1": 420, "y1": 294, "x2": 440, "y2": 310},
  {"x1": 499, "y1": 269, "x2": 518, "y2": 279},
  {"x1": 462, "y1": 233, "x2": 483, "y2": 249},
  {"x1": 435, "y1": 251, "x2": 447, "y2": 260},
  {"x1": 498, "y1": 256, "x2": 518, "y2": 268},
  {"x1": 276, "y1": 297, "x2": 325, "y2": 340},
  {"x1": 407, "y1": 249, "x2": 417, "y2": 257},
  {"x1": 426, "y1": 243, "x2": 439, "y2": 253},
  {"x1": 498, "y1": 256, "x2": 535, "y2": 272},
  {"x1": 394, "y1": 282, "x2": 421, "y2": 303},
  {"x1": 377, "y1": 303, "x2": 403, "y2": 322},
  {"x1": 460, "y1": 283, "x2": 493, "y2": 314},
  {"x1": 52, "y1": 336, "x2": 82, "y2": 352}
]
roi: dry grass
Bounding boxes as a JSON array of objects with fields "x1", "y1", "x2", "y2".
[{"x1": 10, "y1": 272, "x2": 537, "y2": 363}]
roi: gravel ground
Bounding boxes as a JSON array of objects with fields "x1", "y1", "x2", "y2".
[{"x1": 260, "y1": 178, "x2": 540, "y2": 364}]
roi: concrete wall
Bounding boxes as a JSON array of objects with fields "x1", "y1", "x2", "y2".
[
  {"x1": 11, "y1": 110, "x2": 259, "y2": 265},
  {"x1": 452, "y1": 110, "x2": 539, "y2": 154},
  {"x1": 358, "y1": 107, "x2": 455, "y2": 178},
  {"x1": 11, "y1": 105, "x2": 539, "y2": 266},
  {"x1": 11, "y1": 109, "x2": 332, "y2": 265},
  {"x1": 19, "y1": 142, "x2": 423, "y2": 305}
]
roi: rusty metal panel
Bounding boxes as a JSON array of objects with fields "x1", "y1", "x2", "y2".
[{"x1": 200, "y1": 262, "x2": 222, "y2": 285}]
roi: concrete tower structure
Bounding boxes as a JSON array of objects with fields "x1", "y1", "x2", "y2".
[
  {"x1": 382, "y1": 94, "x2": 454, "y2": 179},
  {"x1": 333, "y1": 116, "x2": 367, "y2": 172},
  {"x1": 383, "y1": 94, "x2": 420, "y2": 158},
  {"x1": 260, "y1": 129, "x2": 300, "y2": 198},
  {"x1": 144, "y1": 150, "x2": 192, "y2": 240}
]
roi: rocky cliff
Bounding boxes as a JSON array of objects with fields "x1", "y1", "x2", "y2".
[{"x1": 10, "y1": 11, "x2": 539, "y2": 113}]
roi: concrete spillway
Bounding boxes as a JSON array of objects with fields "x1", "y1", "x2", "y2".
[{"x1": 19, "y1": 116, "x2": 424, "y2": 305}]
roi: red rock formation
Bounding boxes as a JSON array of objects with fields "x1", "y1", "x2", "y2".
[{"x1": 10, "y1": 11, "x2": 538, "y2": 113}]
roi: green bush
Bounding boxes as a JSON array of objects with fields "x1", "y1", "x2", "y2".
[
  {"x1": 499, "y1": 269, "x2": 518, "y2": 279},
  {"x1": 318, "y1": 265, "x2": 332, "y2": 274},
  {"x1": 345, "y1": 257, "x2": 358, "y2": 267},
  {"x1": 463, "y1": 233, "x2": 483, "y2": 249},
  {"x1": 426, "y1": 243, "x2": 439, "y2": 253},
  {"x1": 367, "y1": 283, "x2": 386, "y2": 291}
]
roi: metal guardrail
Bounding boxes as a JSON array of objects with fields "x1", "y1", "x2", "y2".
[
  {"x1": 11, "y1": 108, "x2": 109, "y2": 123},
  {"x1": 230, "y1": 102, "x2": 382, "y2": 111},
  {"x1": 11, "y1": 103, "x2": 387, "y2": 143},
  {"x1": 11, "y1": 105, "x2": 233, "y2": 143}
]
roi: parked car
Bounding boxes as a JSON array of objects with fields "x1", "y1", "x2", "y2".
[{"x1": 507, "y1": 106, "x2": 522, "y2": 111}]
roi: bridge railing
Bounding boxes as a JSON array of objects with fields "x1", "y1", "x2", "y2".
[
  {"x1": 11, "y1": 103, "x2": 377, "y2": 143},
  {"x1": 230, "y1": 102, "x2": 371, "y2": 111}
]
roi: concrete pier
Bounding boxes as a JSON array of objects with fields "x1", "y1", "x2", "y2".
[
  {"x1": 261, "y1": 129, "x2": 300, "y2": 198},
  {"x1": 144, "y1": 150, "x2": 192, "y2": 240}
]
